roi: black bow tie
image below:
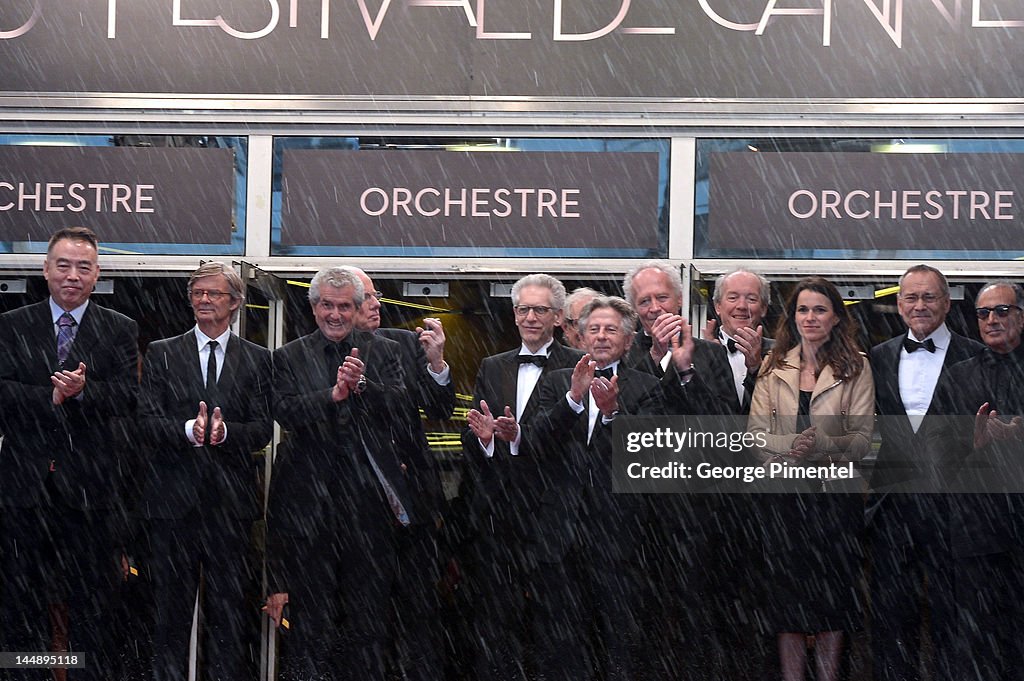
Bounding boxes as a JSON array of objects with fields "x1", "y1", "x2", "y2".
[
  {"x1": 517, "y1": 354, "x2": 548, "y2": 367},
  {"x1": 636, "y1": 333, "x2": 653, "y2": 351},
  {"x1": 726, "y1": 338, "x2": 738, "y2": 354},
  {"x1": 903, "y1": 337, "x2": 936, "y2": 353},
  {"x1": 594, "y1": 367, "x2": 614, "y2": 380}
]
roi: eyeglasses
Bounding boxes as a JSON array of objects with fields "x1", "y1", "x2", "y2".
[
  {"x1": 366, "y1": 290, "x2": 384, "y2": 299},
  {"x1": 514, "y1": 305, "x2": 553, "y2": 317},
  {"x1": 190, "y1": 289, "x2": 231, "y2": 301},
  {"x1": 900, "y1": 293, "x2": 945, "y2": 305},
  {"x1": 975, "y1": 304, "x2": 1023, "y2": 319}
]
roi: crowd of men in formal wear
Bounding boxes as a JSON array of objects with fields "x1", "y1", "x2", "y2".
[{"x1": 1, "y1": 227, "x2": 1022, "y2": 681}]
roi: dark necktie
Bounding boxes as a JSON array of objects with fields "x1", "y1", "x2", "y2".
[
  {"x1": 903, "y1": 337, "x2": 936, "y2": 353},
  {"x1": 594, "y1": 367, "x2": 614, "y2": 380},
  {"x1": 726, "y1": 338, "x2": 738, "y2": 354},
  {"x1": 206, "y1": 340, "x2": 219, "y2": 390},
  {"x1": 518, "y1": 354, "x2": 548, "y2": 368},
  {"x1": 636, "y1": 333, "x2": 653, "y2": 352},
  {"x1": 56, "y1": 312, "x2": 76, "y2": 366}
]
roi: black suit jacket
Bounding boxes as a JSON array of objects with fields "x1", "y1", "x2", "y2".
[
  {"x1": 0, "y1": 299, "x2": 138, "y2": 510},
  {"x1": 268, "y1": 328, "x2": 420, "y2": 540},
  {"x1": 532, "y1": 365, "x2": 664, "y2": 562},
  {"x1": 460, "y1": 341, "x2": 584, "y2": 540},
  {"x1": 624, "y1": 337, "x2": 737, "y2": 415},
  {"x1": 137, "y1": 330, "x2": 273, "y2": 521},
  {"x1": 870, "y1": 330, "x2": 983, "y2": 491},
  {"x1": 927, "y1": 346, "x2": 1024, "y2": 557},
  {"x1": 376, "y1": 327, "x2": 453, "y2": 515}
]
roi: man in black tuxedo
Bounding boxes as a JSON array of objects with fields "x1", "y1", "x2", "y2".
[
  {"x1": 706, "y1": 268, "x2": 775, "y2": 415},
  {"x1": 0, "y1": 227, "x2": 138, "y2": 680},
  {"x1": 534, "y1": 295, "x2": 664, "y2": 680},
  {"x1": 461, "y1": 273, "x2": 585, "y2": 679},
  {"x1": 265, "y1": 267, "x2": 423, "y2": 681},
  {"x1": 926, "y1": 281, "x2": 1024, "y2": 681},
  {"x1": 621, "y1": 260, "x2": 736, "y2": 415},
  {"x1": 137, "y1": 261, "x2": 272, "y2": 681},
  {"x1": 344, "y1": 266, "x2": 452, "y2": 678},
  {"x1": 868, "y1": 264, "x2": 983, "y2": 681},
  {"x1": 621, "y1": 261, "x2": 744, "y2": 676}
]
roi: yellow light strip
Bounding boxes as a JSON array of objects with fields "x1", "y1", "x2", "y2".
[{"x1": 286, "y1": 279, "x2": 453, "y2": 313}]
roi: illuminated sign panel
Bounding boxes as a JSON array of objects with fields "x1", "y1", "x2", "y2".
[
  {"x1": 279, "y1": 149, "x2": 661, "y2": 255},
  {"x1": 706, "y1": 151, "x2": 1024, "y2": 255},
  {"x1": 0, "y1": 146, "x2": 235, "y2": 245}
]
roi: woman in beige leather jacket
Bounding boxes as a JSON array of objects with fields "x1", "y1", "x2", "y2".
[{"x1": 747, "y1": 276, "x2": 875, "y2": 681}]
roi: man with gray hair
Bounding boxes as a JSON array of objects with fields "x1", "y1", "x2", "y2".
[
  {"x1": 621, "y1": 260, "x2": 736, "y2": 415},
  {"x1": 707, "y1": 268, "x2": 774, "y2": 414},
  {"x1": 461, "y1": 272, "x2": 585, "y2": 679},
  {"x1": 138, "y1": 260, "x2": 273, "y2": 681},
  {"x1": 265, "y1": 266, "x2": 420, "y2": 681},
  {"x1": 534, "y1": 295, "x2": 664, "y2": 679},
  {"x1": 563, "y1": 286, "x2": 602, "y2": 350}
]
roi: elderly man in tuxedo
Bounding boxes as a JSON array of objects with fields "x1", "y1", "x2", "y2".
[
  {"x1": 0, "y1": 227, "x2": 138, "y2": 680},
  {"x1": 869, "y1": 264, "x2": 983, "y2": 681},
  {"x1": 265, "y1": 266, "x2": 427, "y2": 681},
  {"x1": 461, "y1": 273, "x2": 585, "y2": 679},
  {"x1": 707, "y1": 268, "x2": 775, "y2": 414},
  {"x1": 137, "y1": 261, "x2": 273, "y2": 681},
  {"x1": 621, "y1": 260, "x2": 736, "y2": 415},
  {"x1": 534, "y1": 295, "x2": 664, "y2": 680}
]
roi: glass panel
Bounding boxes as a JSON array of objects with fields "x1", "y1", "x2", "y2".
[
  {"x1": 271, "y1": 137, "x2": 669, "y2": 258},
  {"x1": 695, "y1": 138, "x2": 1024, "y2": 260},
  {"x1": 0, "y1": 134, "x2": 247, "y2": 256}
]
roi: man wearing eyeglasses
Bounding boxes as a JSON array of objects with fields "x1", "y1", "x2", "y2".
[
  {"x1": 137, "y1": 261, "x2": 273, "y2": 681},
  {"x1": 927, "y1": 281, "x2": 1024, "y2": 680},
  {"x1": 562, "y1": 286, "x2": 602, "y2": 350},
  {"x1": 343, "y1": 265, "x2": 452, "y2": 679},
  {"x1": 461, "y1": 273, "x2": 585, "y2": 679},
  {"x1": 868, "y1": 264, "x2": 983, "y2": 681}
]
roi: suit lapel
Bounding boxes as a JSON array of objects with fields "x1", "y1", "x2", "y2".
[
  {"x1": 180, "y1": 330, "x2": 205, "y2": 391},
  {"x1": 217, "y1": 333, "x2": 241, "y2": 398},
  {"x1": 499, "y1": 351, "x2": 519, "y2": 417},
  {"x1": 885, "y1": 336, "x2": 909, "y2": 419}
]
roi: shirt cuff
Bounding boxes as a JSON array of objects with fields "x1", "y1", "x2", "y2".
[
  {"x1": 565, "y1": 392, "x2": 586, "y2": 414},
  {"x1": 427, "y1": 361, "x2": 451, "y2": 385}
]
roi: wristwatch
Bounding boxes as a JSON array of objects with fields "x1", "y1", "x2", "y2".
[{"x1": 353, "y1": 374, "x2": 368, "y2": 395}]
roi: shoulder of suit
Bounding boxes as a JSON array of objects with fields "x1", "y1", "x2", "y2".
[
  {"x1": 230, "y1": 333, "x2": 272, "y2": 356},
  {"x1": 147, "y1": 330, "x2": 192, "y2": 352},
  {"x1": 949, "y1": 331, "x2": 985, "y2": 354},
  {"x1": 85, "y1": 301, "x2": 136, "y2": 327},
  {"x1": 870, "y1": 334, "x2": 905, "y2": 359},
  {"x1": 1, "y1": 299, "x2": 50, "y2": 324},
  {"x1": 375, "y1": 327, "x2": 416, "y2": 343}
]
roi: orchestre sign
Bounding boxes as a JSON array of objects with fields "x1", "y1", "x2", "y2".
[
  {"x1": 706, "y1": 152, "x2": 1024, "y2": 253},
  {"x1": 0, "y1": 1, "x2": 1021, "y2": 100},
  {"x1": 0, "y1": 146, "x2": 235, "y2": 245},
  {"x1": 279, "y1": 149, "x2": 661, "y2": 252}
]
